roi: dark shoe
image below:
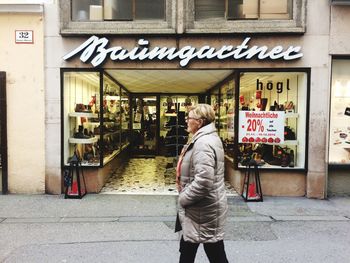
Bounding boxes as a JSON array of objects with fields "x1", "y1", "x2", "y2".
[
  {"x1": 261, "y1": 98, "x2": 268, "y2": 111},
  {"x1": 281, "y1": 154, "x2": 290, "y2": 167},
  {"x1": 289, "y1": 150, "x2": 295, "y2": 167},
  {"x1": 267, "y1": 157, "x2": 282, "y2": 166}
]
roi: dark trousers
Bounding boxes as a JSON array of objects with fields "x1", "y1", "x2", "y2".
[{"x1": 179, "y1": 236, "x2": 229, "y2": 263}]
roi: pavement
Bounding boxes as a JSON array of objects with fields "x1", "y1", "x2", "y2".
[{"x1": 0, "y1": 194, "x2": 350, "y2": 262}]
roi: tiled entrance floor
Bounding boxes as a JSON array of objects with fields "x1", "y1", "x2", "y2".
[{"x1": 100, "y1": 157, "x2": 239, "y2": 196}]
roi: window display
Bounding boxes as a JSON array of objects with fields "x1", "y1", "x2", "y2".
[
  {"x1": 159, "y1": 96, "x2": 198, "y2": 157},
  {"x1": 236, "y1": 71, "x2": 308, "y2": 169},
  {"x1": 62, "y1": 71, "x2": 130, "y2": 167},
  {"x1": 219, "y1": 79, "x2": 235, "y2": 158},
  {"x1": 211, "y1": 88, "x2": 220, "y2": 131},
  {"x1": 131, "y1": 96, "x2": 157, "y2": 155},
  {"x1": 329, "y1": 59, "x2": 350, "y2": 165}
]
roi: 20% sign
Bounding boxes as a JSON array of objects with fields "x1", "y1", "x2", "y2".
[{"x1": 238, "y1": 111, "x2": 285, "y2": 144}]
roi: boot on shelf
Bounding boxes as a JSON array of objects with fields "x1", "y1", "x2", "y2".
[
  {"x1": 289, "y1": 150, "x2": 295, "y2": 167},
  {"x1": 260, "y1": 98, "x2": 268, "y2": 111}
]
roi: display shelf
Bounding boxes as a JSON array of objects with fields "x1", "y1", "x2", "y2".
[
  {"x1": 102, "y1": 143, "x2": 130, "y2": 165},
  {"x1": 164, "y1": 113, "x2": 177, "y2": 117},
  {"x1": 95, "y1": 130, "x2": 121, "y2": 138},
  {"x1": 266, "y1": 140, "x2": 298, "y2": 146},
  {"x1": 69, "y1": 112, "x2": 98, "y2": 118},
  {"x1": 224, "y1": 154, "x2": 234, "y2": 163},
  {"x1": 103, "y1": 149, "x2": 121, "y2": 165},
  {"x1": 238, "y1": 164, "x2": 303, "y2": 169},
  {"x1": 69, "y1": 137, "x2": 98, "y2": 144},
  {"x1": 165, "y1": 135, "x2": 188, "y2": 139}
]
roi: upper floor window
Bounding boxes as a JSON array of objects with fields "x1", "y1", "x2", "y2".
[
  {"x1": 195, "y1": 0, "x2": 293, "y2": 21},
  {"x1": 331, "y1": 0, "x2": 350, "y2": 5},
  {"x1": 71, "y1": 0, "x2": 165, "y2": 22}
]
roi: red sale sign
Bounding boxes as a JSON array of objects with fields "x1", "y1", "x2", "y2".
[{"x1": 239, "y1": 111, "x2": 285, "y2": 144}]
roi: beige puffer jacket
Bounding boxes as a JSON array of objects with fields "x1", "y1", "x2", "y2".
[{"x1": 178, "y1": 122, "x2": 228, "y2": 243}]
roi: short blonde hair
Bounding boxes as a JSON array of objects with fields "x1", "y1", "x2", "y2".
[{"x1": 189, "y1": 104, "x2": 215, "y2": 124}]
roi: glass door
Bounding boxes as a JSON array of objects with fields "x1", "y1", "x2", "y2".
[{"x1": 131, "y1": 95, "x2": 158, "y2": 156}]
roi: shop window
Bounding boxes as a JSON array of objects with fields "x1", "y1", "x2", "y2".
[
  {"x1": 131, "y1": 96, "x2": 158, "y2": 155},
  {"x1": 329, "y1": 59, "x2": 350, "y2": 166},
  {"x1": 236, "y1": 71, "x2": 308, "y2": 170},
  {"x1": 211, "y1": 87, "x2": 220, "y2": 131},
  {"x1": 61, "y1": 0, "x2": 173, "y2": 35},
  {"x1": 62, "y1": 70, "x2": 130, "y2": 167},
  {"x1": 71, "y1": 0, "x2": 165, "y2": 21},
  {"x1": 159, "y1": 95, "x2": 198, "y2": 157},
  {"x1": 219, "y1": 79, "x2": 235, "y2": 159},
  {"x1": 331, "y1": 0, "x2": 350, "y2": 5},
  {"x1": 195, "y1": 0, "x2": 292, "y2": 21},
  {"x1": 187, "y1": 0, "x2": 305, "y2": 33}
]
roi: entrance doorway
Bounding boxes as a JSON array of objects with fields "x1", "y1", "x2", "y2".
[
  {"x1": 131, "y1": 95, "x2": 158, "y2": 156},
  {"x1": 0, "y1": 72, "x2": 7, "y2": 194}
]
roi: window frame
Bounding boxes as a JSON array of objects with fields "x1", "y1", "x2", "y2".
[
  {"x1": 328, "y1": 57, "x2": 350, "y2": 170},
  {"x1": 60, "y1": 0, "x2": 176, "y2": 35},
  {"x1": 185, "y1": 0, "x2": 306, "y2": 34},
  {"x1": 330, "y1": 0, "x2": 350, "y2": 5}
]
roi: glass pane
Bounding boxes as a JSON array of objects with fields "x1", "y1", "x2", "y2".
[
  {"x1": 238, "y1": 72, "x2": 307, "y2": 169},
  {"x1": 228, "y1": 0, "x2": 258, "y2": 19},
  {"x1": 159, "y1": 96, "x2": 197, "y2": 157},
  {"x1": 329, "y1": 59, "x2": 350, "y2": 165},
  {"x1": 63, "y1": 71, "x2": 101, "y2": 167},
  {"x1": 131, "y1": 96, "x2": 157, "y2": 155},
  {"x1": 219, "y1": 80, "x2": 235, "y2": 158},
  {"x1": 72, "y1": 0, "x2": 103, "y2": 21},
  {"x1": 260, "y1": 0, "x2": 292, "y2": 20},
  {"x1": 211, "y1": 88, "x2": 220, "y2": 130},
  {"x1": 136, "y1": 0, "x2": 165, "y2": 20},
  {"x1": 195, "y1": 0, "x2": 225, "y2": 20},
  {"x1": 102, "y1": 75, "x2": 121, "y2": 165},
  {"x1": 227, "y1": 0, "x2": 292, "y2": 20},
  {"x1": 105, "y1": 0, "x2": 133, "y2": 20},
  {"x1": 121, "y1": 89, "x2": 130, "y2": 147}
]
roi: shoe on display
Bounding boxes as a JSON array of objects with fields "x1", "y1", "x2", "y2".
[{"x1": 289, "y1": 150, "x2": 295, "y2": 167}]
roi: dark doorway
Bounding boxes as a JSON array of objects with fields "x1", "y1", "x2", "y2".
[{"x1": 0, "y1": 72, "x2": 7, "y2": 194}]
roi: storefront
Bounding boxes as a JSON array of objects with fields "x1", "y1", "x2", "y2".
[
  {"x1": 38, "y1": 0, "x2": 330, "y2": 198},
  {"x1": 59, "y1": 32, "x2": 313, "y2": 196}
]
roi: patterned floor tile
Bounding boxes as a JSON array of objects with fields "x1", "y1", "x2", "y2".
[{"x1": 100, "y1": 157, "x2": 239, "y2": 196}]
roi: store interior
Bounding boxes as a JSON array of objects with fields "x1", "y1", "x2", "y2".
[{"x1": 62, "y1": 69, "x2": 308, "y2": 195}]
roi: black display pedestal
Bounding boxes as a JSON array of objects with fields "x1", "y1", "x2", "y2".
[
  {"x1": 64, "y1": 152, "x2": 87, "y2": 199},
  {"x1": 242, "y1": 160, "x2": 263, "y2": 202}
]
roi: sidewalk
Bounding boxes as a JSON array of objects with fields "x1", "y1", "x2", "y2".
[{"x1": 0, "y1": 194, "x2": 350, "y2": 262}]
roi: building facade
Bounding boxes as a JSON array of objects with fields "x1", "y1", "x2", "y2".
[{"x1": 1, "y1": 0, "x2": 349, "y2": 198}]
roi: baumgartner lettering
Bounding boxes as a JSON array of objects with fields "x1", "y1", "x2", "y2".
[{"x1": 63, "y1": 35, "x2": 303, "y2": 67}]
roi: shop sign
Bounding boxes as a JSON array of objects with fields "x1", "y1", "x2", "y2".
[
  {"x1": 239, "y1": 111, "x2": 285, "y2": 144},
  {"x1": 63, "y1": 35, "x2": 303, "y2": 67}
]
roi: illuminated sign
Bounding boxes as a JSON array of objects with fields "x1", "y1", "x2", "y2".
[{"x1": 63, "y1": 35, "x2": 303, "y2": 67}]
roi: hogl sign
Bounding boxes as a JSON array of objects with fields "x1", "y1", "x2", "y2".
[{"x1": 63, "y1": 35, "x2": 303, "y2": 67}]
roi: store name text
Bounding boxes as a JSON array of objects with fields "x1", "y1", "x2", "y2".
[
  {"x1": 257, "y1": 79, "x2": 290, "y2": 93},
  {"x1": 63, "y1": 36, "x2": 303, "y2": 67}
]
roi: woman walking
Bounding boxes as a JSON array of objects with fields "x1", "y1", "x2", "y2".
[{"x1": 176, "y1": 104, "x2": 229, "y2": 263}]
